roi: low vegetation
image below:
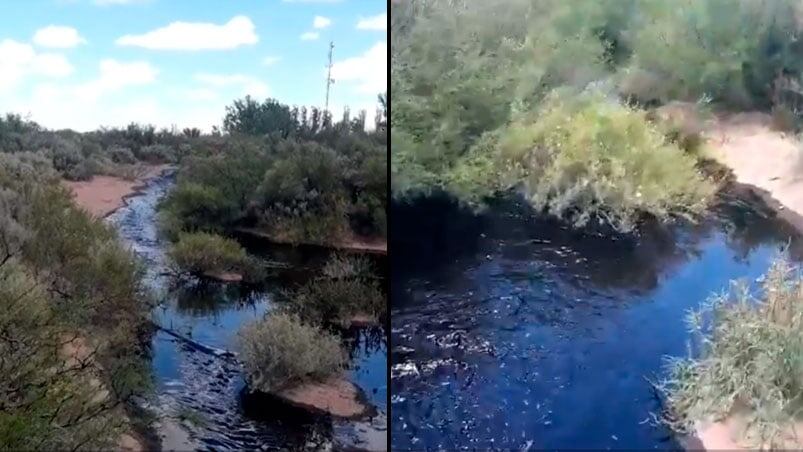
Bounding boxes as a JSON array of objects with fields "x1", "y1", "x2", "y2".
[
  {"x1": 392, "y1": 0, "x2": 803, "y2": 232},
  {"x1": 237, "y1": 311, "x2": 346, "y2": 393},
  {"x1": 168, "y1": 232, "x2": 251, "y2": 279},
  {"x1": 660, "y1": 257, "x2": 803, "y2": 448},
  {"x1": 447, "y1": 92, "x2": 715, "y2": 231},
  {"x1": 292, "y1": 254, "x2": 384, "y2": 326},
  {"x1": 0, "y1": 152, "x2": 151, "y2": 449},
  {"x1": 0, "y1": 116, "x2": 189, "y2": 182}
]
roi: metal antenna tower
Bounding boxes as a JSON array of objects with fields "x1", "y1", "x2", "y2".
[{"x1": 325, "y1": 41, "x2": 334, "y2": 113}]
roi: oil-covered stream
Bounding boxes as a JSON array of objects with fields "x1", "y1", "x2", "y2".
[
  {"x1": 107, "y1": 174, "x2": 387, "y2": 450},
  {"x1": 391, "y1": 188, "x2": 803, "y2": 450}
]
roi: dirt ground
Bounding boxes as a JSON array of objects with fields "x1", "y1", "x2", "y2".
[{"x1": 62, "y1": 165, "x2": 170, "y2": 218}]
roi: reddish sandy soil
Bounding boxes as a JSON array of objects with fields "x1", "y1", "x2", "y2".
[
  {"x1": 62, "y1": 165, "x2": 170, "y2": 218},
  {"x1": 277, "y1": 376, "x2": 371, "y2": 419},
  {"x1": 202, "y1": 271, "x2": 244, "y2": 282}
]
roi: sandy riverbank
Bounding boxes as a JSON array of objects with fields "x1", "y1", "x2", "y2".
[
  {"x1": 705, "y1": 112, "x2": 803, "y2": 231},
  {"x1": 63, "y1": 165, "x2": 171, "y2": 218},
  {"x1": 679, "y1": 113, "x2": 803, "y2": 450},
  {"x1": 235, "y1": 227, "x2": 388, "y2": 255}
]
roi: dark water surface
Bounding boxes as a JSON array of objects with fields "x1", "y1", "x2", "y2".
[
  {"x1": 107, "y1": 174, "x2": 387, "y2": 450},
  {"x1": 391, "y1": 190, "x2": 803, "y2": 450}
]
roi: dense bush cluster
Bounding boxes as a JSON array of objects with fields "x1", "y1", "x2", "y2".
[
  {"x1": 392, "y1": 0, "x2": 803, "y2": 231},
  {"x1": 0, "y1": 115, "x2": 193, "y2": 181},
  {"x1": 161, "y1": 96, "x2": 387, "y2": 246},
  {"x1": 0, "y1": 152, "x2": 151, "y2": 449}
]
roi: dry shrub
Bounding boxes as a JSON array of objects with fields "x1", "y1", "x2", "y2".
[{"x1": 661, "y1": 256, "x2": 803, "y2": 448}]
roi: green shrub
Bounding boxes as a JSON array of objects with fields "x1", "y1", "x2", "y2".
[
  {"x1": 168, "y1": 232, "x2": 249, "y2": 277},
  {"x1": 255, "y1": 141, "x2": 351, "y2": 244},
  {"x1": 237, "y1": 311, "x2": 345, "y2": 392},
  {"x1": 0, "y1": 262, "x2": 125, "y2": 450},
  {"x1": 448, "y1": 92, "x2": 716, "y2": 232},
  {"x1": 136, "y1": 144, "x2": 176, "y2": 164},
  {"x1": 159, "y1": 183, "x2": 235, "y2": 236},
  {"x1": 0, "y1": 155, "x2": 151, "y2": 449},
  {"x1": 289, "y1": 254, "x2": 383, "y2": 325},
  {"x1": 660, "y1": 257, "x2": 803, "y2": 448},
  {"x1": 108, "y1": 146, "x2": 136, "y2": 164},
  {"x1": 321, "y1": 253, "x2": 374, "y2": 279}
]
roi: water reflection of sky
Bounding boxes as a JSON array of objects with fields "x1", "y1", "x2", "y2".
[{"x1": 391, "y1": 192, "x2": 801, "y2": 450}]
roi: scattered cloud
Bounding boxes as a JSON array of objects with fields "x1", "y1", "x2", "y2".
[
  {"x1": 262, "y1": 56, "x2": 281, "y2": 66},
  {"x1": 75, "y1": 59, "x2": 158, "y2": 100},
  {"x1": 300, "y1": 31, "x2": 319, "y2": 41},
  {"x1": 116, "y1": 15, "x2": 258, "y2": 50},
  {"x1": 330, "y1": 41, "x2": 386, "y2": 94},
  {"x1": 313, "y1": 16, "x2": 332, "y2": 29},
  {"x1": 0, "y1": 39, "x2": 73, "y2": 91},
  {"x1": 5, "y1": 59, "x2": 159, "y2": 131},
  {"x1": 33, "y1": 26, "x2": 87, "y2": 48},
  {"x1": 195, "y1": 73, "x2": 269, "y2": 97},
  {"x1": 356, "y1": 13, "x2": 386, "y2": 31}
]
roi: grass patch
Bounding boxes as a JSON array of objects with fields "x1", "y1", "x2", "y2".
[
  {"x1": 660, "y1": 256, "x2": 803, "y2": 448},
  {"x1": 237, "y1": 311, "x2": 345, "y2": 393},
  {"x1": 168, "y1": 232, "x2": 250, "y2": 278}
]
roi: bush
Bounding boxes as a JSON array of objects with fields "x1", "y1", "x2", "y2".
[
  {"x1": 136, "y1": 144, "x2": 176, "y2": 164},
  {"x1": 660, "y1": 257, "x2": 803, "y2": 448},
  {"x1": 108, "y1": 146, "x2": 137, "y2": 165},
  {"x1": 159, "y1": 183, "x2": 235, "y2": 237},
  {"x1": 447, "y1": 92, "x2": 716, "y2": 232},
  {"x1": 255, "y1": 141, "x2": 351, "y2": 244},
  {"x1": 289, "y1": 254, "x2": 383, "y2": 325},
  {"x1": 237, "y1": 311, "x2": 345, "y2": 392},
  {"x1": 168, "y1": 232, "x2": 249, "y2": 277}
]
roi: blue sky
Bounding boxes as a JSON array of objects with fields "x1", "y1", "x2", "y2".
[{"x1": 0, "y1": 0, "x2": 386, "y2": 131}]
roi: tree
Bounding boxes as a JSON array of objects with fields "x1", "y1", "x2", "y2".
[{"x1": 223, "y1": 96, "x2": 297, "y2": 138}]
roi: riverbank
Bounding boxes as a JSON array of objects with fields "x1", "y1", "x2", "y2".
[
  {"x1": 705, "y1": 112, "x2": 803, "y2": 232},
  {"x1": 63, "y1": 165, "x2": 172, "y2": 218},
  {"x1": 235, "y1": 227, "x2": 387, "y2": 255},
  {"x1": 679, "y1": 113, "x2": 803, "y2": 450}
]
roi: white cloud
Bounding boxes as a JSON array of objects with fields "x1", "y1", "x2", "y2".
[
  {"x1": 0, "y1": 39, "x2": 74, "y2": 91},
  {"x1": 195, "y1": 73, "x2": 269, "y2": 98},
  {"x1": 262, "y1": 56, "x2": 281, "y2": 66},
  {"x1": 330, "y1": 41, "x2": 386, "y2": 94},
  {"x1": 4, "y1": 59, "x2": 162, "y2": 131},
  {"x1": 116, "y1": 15, "x2": 258, "y2": 50},
  {"x1": 313, "y1": 16, "x2": 332, "y2": 29},
  {"x1": 33, "y1": 26, "x2": 87, "y2": 48},
  {"x1": 75, "y1": 59, "x2": 158, "y2": 100},
  {"x1": 300, "y1": 31, "x2": 319, "y2": 41},
  {"x1": 356, "y1": 13, "x2": 386, "y2": 31}
]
